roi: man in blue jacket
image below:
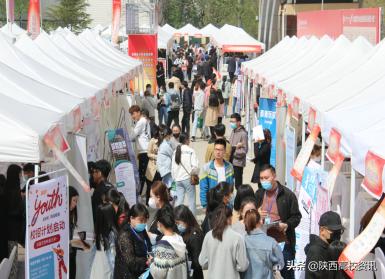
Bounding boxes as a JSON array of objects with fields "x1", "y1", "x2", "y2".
[{"x1": 200, "y1": 138, "x2": 234, "y2": 208}]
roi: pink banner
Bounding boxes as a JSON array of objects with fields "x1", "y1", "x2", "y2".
[
  {"x1": 307, "y1": 107, "x2": 316, "y2": 133},
  {"x1": 361, "y1": 151, "x2": 385, "y2": 199},
  {"x1": 27, "y1": 0, "x2": 40, "y2": 39},
  {"x1": 326, "y1": 128, "x2": 342, "y2": 164},
  {"x1": 292, "y1": 97, "x2": 300, "y2": 121},
  {"x1": 7, "y1": 0, "x2": 15, "y2": 23},
  {"x1": 111, "y1": 0, "x2": 121, "y2": 45}
]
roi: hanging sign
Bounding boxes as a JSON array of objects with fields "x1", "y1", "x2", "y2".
[{"x1": 361, "y1": 151, "x2": 385, "y2": 199}]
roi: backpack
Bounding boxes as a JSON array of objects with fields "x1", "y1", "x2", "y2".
[
  {"x1": 170, "y1": 93, "x2": 181, "y2": 111},
  {"x1": 208, "y1": 90, "x2": 219, "y2": 107}
]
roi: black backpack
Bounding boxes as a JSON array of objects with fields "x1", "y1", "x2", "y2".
[
  {"x1": 170, "y1": 93, "x2": 181, "y2": 111},
  {"x1": 208, "y1": 90, "x2": 219, "y2": 107}
]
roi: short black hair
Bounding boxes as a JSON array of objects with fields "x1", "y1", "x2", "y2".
[
  {"x1": 130, "y1": 203, "x2": 149, "y2": 219},
  {"x1": 214, "y1": 138, "x2": 226, "y2": 149},
  {"x1": 259, "y1": 164, "x2": 276, "y2": 174},
  {"x1": 23, "y1": 163, "x2": 34, "y2": 173},
  {"x1": 94, "y1": 160, "x2": 112, "y2": 179},
  {"x1": 233, "y1": 184, "x2": 255, "y2": 211},
  {"x1": 157, "y1": 206, "x2": 176, "y2": 230},
  {"x1": 168, "y1": 82, "x2": 174, "y2": 89},
  {"x1": 182, "y1": 81, "x2": 188, "y2": 88},
  {"x1": 214, "y1": 124, "x2": 226, "y2": 137},
  {"x1": 146, "y1": 84, "x2": 151, "y2": 89},
  {"x1": 231, "y1": 113, "x2": 241, "y2": 122},
  {"x1": 199, "y1": 81, "x2": 206, "y2": 90},
  {"x1": 172, "y1": 124, "x2": 181, "y2": 131}
]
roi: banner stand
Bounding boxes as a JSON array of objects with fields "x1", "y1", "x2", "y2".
[
  {"x1": 25, "y1": 168, "x2": 68, "y2": 279},
  {"x1": 349, "y1": 162, "x2": 356, "y2": 241}
]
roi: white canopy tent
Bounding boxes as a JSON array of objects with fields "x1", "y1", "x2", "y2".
[
  {"x1": 157, "y1": 26, "x2": 173, "y2": 49},
  {"x1": 161, "y1": 24, "x2": 177, "y2": 35},
  {"x1": 211, "y1": 24, "x2": 265, "y2": 53},
  {"x1": 0, "y1": 22, "x2": 26, "y2": 37},
  {"x1": 175, "y1": 23, "x2": 201, "y2": 37},
  {"x1": 200, "y1": 24, "x2": 220, "y2": 37}
]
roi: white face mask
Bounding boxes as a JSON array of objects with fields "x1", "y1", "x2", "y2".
[
  {"x1": 148, "y1": 197, "x2": 157, "y2": 209},
  {"x1": 314, "y1": 156, "x2": 321, "y2": 163}
]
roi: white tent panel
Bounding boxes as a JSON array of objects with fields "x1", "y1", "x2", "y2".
[
  {"x1": 176, "y1": 24, "x2": 201, "y2": 36},
  {"x1": 200, "y1": 24, "x2": 220, "y2": 37},
  {"x1": 161, "y1": 24, "x2": 177, "y2": 35}
]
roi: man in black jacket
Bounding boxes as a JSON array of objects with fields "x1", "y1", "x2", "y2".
[
  {"x1": 227, "y1": 55, "x2": 236, "y2": 81},
  {"x1": 255, "y1": 164, "x2": 301, "y2": 279},
  {"x1": 305, "y1": 211, "x2": 344, "y2": 279},
  {"x1": 181, "y1": 81, "x2": 193, "y2": 136}
]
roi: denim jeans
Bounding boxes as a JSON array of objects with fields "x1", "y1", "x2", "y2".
[
  {"x1": 281, "y1": 244, "x2": 295, "y2": 279},
  {"x1": 175, "y1": 178, "x2": 196, "y2": 216},
  {"x1": 158, "y1": 105, "x2": 168, "y2": 125},
  {"x1": 232, "y1": 97, "x2": 238, "y2": 114},
  {"x1": 191, "y1": 110, "x2": 202, "y2": 138}
]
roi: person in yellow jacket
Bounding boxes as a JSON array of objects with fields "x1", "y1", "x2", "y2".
[{"x1": 204, "y1": 124, "x2": 232, "y2": 163}]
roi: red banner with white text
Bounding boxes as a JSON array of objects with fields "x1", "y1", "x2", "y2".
[
  {"x1": 27, "y1": 0, "x2": 40, "y2": 39},
  {"x1": 297, "y1": 8, "x2": 381, "y2": 45},
  {"x1": 128, "y1": 34, "x2": 158, "y2": 95},
  {"x1": 112, "y1": 0, "x2": 121, "y2": 45}
]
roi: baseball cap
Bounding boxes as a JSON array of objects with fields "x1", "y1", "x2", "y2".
[{"x1": 319, "y1": 211, "x2": 343, "y2": 231}]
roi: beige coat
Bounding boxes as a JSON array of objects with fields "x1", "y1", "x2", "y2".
[
  {"x1": 146, "y1": 138, "x2": 159, "y2": 181},
  {"x1": 205, "y1": 106, "x2": 219, "y2": 127}
]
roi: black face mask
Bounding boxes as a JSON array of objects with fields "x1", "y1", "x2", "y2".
[
  {"x1": 173, "y1": 133, "x2": 180, "y2": 139},
  {"x1": 327, "y1": 230, "x2": 342, "y2": 244}
]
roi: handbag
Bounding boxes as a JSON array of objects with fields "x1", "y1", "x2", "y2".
[
  {"x1": 197, "y1": 116, "x2": 203, "y2": 128},
  {"x1": 180, "y1": 162, "x2": 199, "y2": 185}
]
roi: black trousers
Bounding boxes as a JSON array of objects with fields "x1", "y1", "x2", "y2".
[
  {"x1": 182, "y1": 111, "x2": 191, "y2": 135},
  {"x1": 167, "y1": 110, "x2": 180, "y2": 128},
  {"x1": 138, "y1": 153, "x2": 149, "y2": 194},
  {"x1": 229, "y1": 72, "x2": 235, "y2": 81},
  {"x1": 233, "y1": 166, "x2": 244, "y2": 190}
]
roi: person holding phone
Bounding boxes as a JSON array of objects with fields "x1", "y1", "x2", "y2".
[{"x1": 114, "y1": 203, "x2": 152, "y2": 279}]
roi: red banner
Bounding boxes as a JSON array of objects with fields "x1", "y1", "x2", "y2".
[
  {"x1": 112, "y1": 0, "x2": 121, "y2": 45},
  {"x1": 72, "y1": 106, "x2": 82, "y2": 133},
  {"x1": 27, "y1": 0, "x2": 40, "y2": 39},
  {"x1": 307, "y1": 107, "x2": 316, "y2": 133},
  {"x1": 292, "y1": 97, "x2": 300, "y2": 121},
  {"x1": 361, "y1": 151, "x2": 385, "y2": 199},
  {"x1": 128, "y1": 34, "x2": 158, "y2": 95},
  {"x1": 297, "y1": 8, "x2": 381, "y2": 45},
  {"x1": 43, "y1": 125, "x2": 70, "y2": 154},
  {"x1": 326, "y1": 128, "x2": 342, "y2": 164}
]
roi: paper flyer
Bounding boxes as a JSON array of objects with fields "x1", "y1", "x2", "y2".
[
  {"x1": 291, "y1": 125, "x2": 321, "y2": 181},
  {"x1": 292, "y1": 97, "x2": 300, "y2": 121},
  {"x1": 253, "y1": 125, "x2": 265, "y2": 141},
  {"x1": 301, "y1": 167, "x2": 319, "y2": 206},
  {"x1": 339, "y1": 201, "x2": 385, "y2": 278},
  {"x1": 44, "y1": 125, "x2": 70, "y2": 154},
  {"x1": 307, "y1": 107, "x2": 316, "y2": 133},
  {"x1": 26, "y1": 176, "x2": 69, "y2": 279},
  {"x1": 361, "y1": 151, "x2": 385, "y2": 199},
  {"x1": 326, "y1": 128, "x2": 342, "y2": 164}
]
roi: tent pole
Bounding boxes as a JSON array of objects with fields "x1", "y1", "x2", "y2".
[
  {"x1": 321, "y1": 139, "x2": 325, "y2": 169},
  {"x1": 34, "y1": 164, "x2": 39, "y2": 185},
  {"x1": 349, "y1": 161, "x2": 356, "y2": 241},
  {"x1": 301, "y1": 117, "x2": 305, "y2": 146}
]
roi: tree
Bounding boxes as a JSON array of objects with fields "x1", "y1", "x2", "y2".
[
  {"x1": 0, "y1": 0, "x2": 28, "y2": 26},
  {"x1": 46, "y1": 0, "x2": 92, "y2": 33}
]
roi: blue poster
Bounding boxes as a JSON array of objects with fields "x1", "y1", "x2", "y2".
[
  {"x1": 29, "y1": 251, "x2": 54, "y2": 279},
  {"x1": 259, "y1": 98, "x2": 277, "y2": 166}
]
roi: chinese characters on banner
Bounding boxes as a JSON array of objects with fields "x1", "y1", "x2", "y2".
[
  {"x1": 27, "y1": 0, "x2": 40, "y2": 39},
  {"x1": 291, "y1": 125, "x2": 321, "y2": 181},
  {"x1": 259, "y1": 98, "x2": 277, "y2": 167},
  {"x1": 111, "y1": 0, "x2": 121, "y2": 45},
  {"x1": 361, "y1": 151, "x2": 385, "y2": 199},
  {"x1": 107, "y1": 128, "x2": 140, "y2": 206},
  {"x1": 26, "y1": 176, "x2": 69, "y2": 279},
  {"x1": 128, "y1": 34, "x2": 158, "y2": 95},
  {"x1": 326, "y1": 128, "x2": 342, "y2": 164}
]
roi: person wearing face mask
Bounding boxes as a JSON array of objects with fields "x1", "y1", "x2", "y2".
[
  {"x1": 229, "y1": 113, "x2": 248, "y2": 189},
  {"x1": 174, "y1": 205, "x2": 204, "y2": 279},
  {"x1": 170, "y1": 124, "x2": 181, "y2": 150},
  {"x1": 114, "y1": 203, "x2": 152, "y2": 279},
  {"x1": 255, "y1": 164, "x2": 301, "y2": 279},
  {"x1": 148, "y1": 181, "x2": 174, "y2": 241},
  {"x1": 305, "y1": 211, "x2": 344, "y2": 279}
]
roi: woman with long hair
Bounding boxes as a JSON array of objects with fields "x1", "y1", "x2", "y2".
[
  {"x1": 243, "y1": 209, "x2": 284, "y2": 279},
  {"x1": 148, "y1": 181, "x2": 174, "y2": 242},
  {"x1": 251, "y1": 128, "x2": 272, "y2": 184},
  {"x1": 201, "y1": 182, "x2": 234, "y2": 235},
  {"x1": 156, "y1": 125, "x2": 174, "y2": 190},
  {"x1": 114, "y1": 203, "x2": 152, "y2": 279},
  {"x1": 199, "y1": 205, "x2": 249, "y2": 279},
  {"x1": 145, "y1": 125, "x2": 162, "y2": 204},
  {"x1": 174, "y1": 205, "x2": 204, "y2": 279},
  {"x1": 232, "y1": 197, "x2": 258, "y2": 236},
  {"x1": 172, "y1": 133, "x2": 199, "y2": 215},
  {"x1": 106, "y1": 188, "x2": 130, "y2": 228},
  {"x1": 150, "y1": 207, "x2": 188, "y2": 279},
  {"x1": 92, "y1": 203, "x2": 118, "y2": 279}
]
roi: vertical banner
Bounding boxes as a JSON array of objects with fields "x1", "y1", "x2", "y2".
[
  {"x1": 259, "y1": 98, "x2": 277, "y2": 167},
  {"x1": 26, "y1": 176, "x2": 69, "y2": 279},
  {"x1": 291, "y1": 125, "x2": 321, "y2": 181},
  {"x1": 307, "y1": 107, "x2": 316, "y2": 133},
  {"x1": 326, "y1": 128, "x2": 342, "y2": 164},
  {"x1": 6, "y1": 0, "x2": 15, "y2": 23},
  {"x1": 107, "y1": 128, "x2": 140, "y2": 206},
  {"x1": 111, "y1": 0, "x2": 121, "y2": 45},
  {"x1": 71, "y1": 107, "x2": 82, "y2": 133},
  {"x1": 128, "y1": 34, "x2": 158, "y2": 95},
  {"x1": 339, "y1": 200, "x2": 385, "y2": 278},
  {"x1": 361, "y1": 151, "x2": 385, "y2": 199},
  {"x1": 292, "y1": 97, "x2": 300, "y2": 121},
  {"x1": 27, "y1": 0, "x2": 40, "y2": 39},
  {"x1": 285, "y1": 125, "x2": 296, "y2": 191},
  {"x1": 326, "y1": 154, "x2": 345, "y2": 196}
]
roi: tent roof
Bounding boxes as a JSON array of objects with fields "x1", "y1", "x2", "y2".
[
  {"x1": 176, "y1": 24, "x2": 201, "y2": 36},
  {"x1": 211, "y1": 24, "x2": 265, "y2": 53},
  {"x1": 200, "y1": 24, "x2": 220, "y2": 37},
  {"x1": 157, "y1": 26, "x2": 173, "y2": 49},
  {"x1": 162, "y1": 24, "x2": 177, "y2": 34},
  {"x1": 0, "y1": 23, "x2": 26, "y2": 36}
]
